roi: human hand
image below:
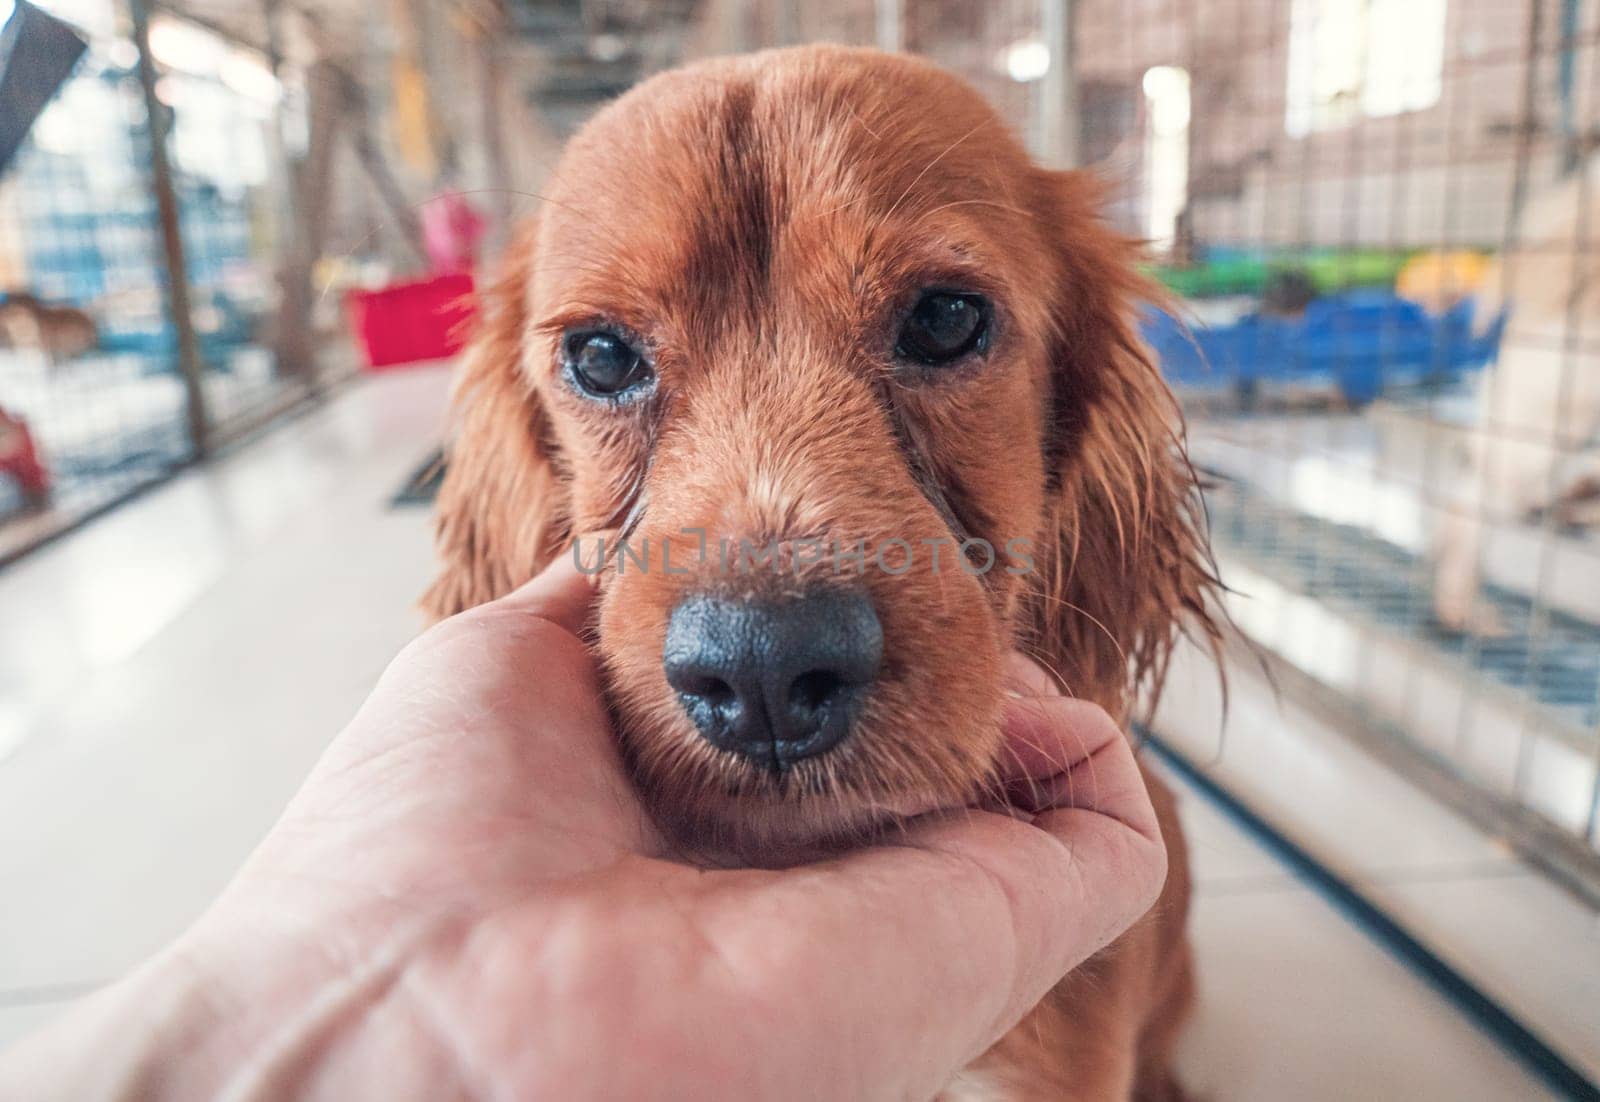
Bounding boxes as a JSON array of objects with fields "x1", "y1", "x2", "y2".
[{"x1": 0, "y1": 551, "x2": 1167, "y2": 1101}]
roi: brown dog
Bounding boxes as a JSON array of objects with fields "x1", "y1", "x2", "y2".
[
  {"x1": 0, "y1": 292, "x2": 98, "y2": 362},
  {"x1": 425, "y1": 45, "x2": 1218, "y2": 1101}
]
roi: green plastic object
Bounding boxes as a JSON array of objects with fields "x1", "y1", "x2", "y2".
[{"x1": 1147, "y1": 249, "x2": 1416, "y2": 300}]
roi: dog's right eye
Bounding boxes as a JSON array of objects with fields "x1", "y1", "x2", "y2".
[{"x1": 564, "y1": 331, "x2": 652, "y2": 398}]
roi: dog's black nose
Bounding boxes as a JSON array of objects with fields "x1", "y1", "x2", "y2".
[{"x1": 663, "y1": 590, "x2": 882, "y2": 767}]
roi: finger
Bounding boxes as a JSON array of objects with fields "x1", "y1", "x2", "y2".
[
  {"x1": 999, "y1": 695, "x2": 1162, "y2": 848},
  {"x1": 703, "y1": 806, "x2": 1167, "y2": 1098},
  {"x1": 489, "y1": 532, "x2": 614, "y2": 635},
  {"x1": 996, "y1": 653, "x2": 1079, "y2": 781},
  {"x1": 704, "y1": 728, "x2": 1166, "y2": 1097},
  {"x1": 1001, "y1": 651, "x2": 1063, "y2": 699},
  {"x1": 318, "y1": 527, "x2": 656, "y2": 868}
]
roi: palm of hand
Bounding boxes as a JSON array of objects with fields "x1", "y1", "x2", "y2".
[{"x1": 42, "y1": 563, "x2": 1166, "y2": 1102}]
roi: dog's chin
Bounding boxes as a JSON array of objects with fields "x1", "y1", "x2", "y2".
[
  {"x1": 615, "y1": 687, "x2": 1008, "y2": 868},
  {"x1": 641, "y1": 782, "x2": 971, "y2": 869}
]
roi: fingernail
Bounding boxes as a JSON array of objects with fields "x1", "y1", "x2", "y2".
[{"x1": 1002, "y1": 652, "x2": 1063, "y2": 698}]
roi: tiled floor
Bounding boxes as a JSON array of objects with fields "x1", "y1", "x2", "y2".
[
  {"x1": 1154, "y1": 640, "x2": 1600, "y2": 1093},
  {"x1": 1173, "y1": 405, "x2": 1600, "y2": 1087},
  {"x1": 0, "y1": 368, "x2": 1584, "y2": 1098}
]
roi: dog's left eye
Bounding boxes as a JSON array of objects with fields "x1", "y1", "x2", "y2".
[
  {"x1": 564, "y1": 330, "x2": 652, "y2": 398},
  {"x1": 896, "y1": 291, "x2": 990, "y2": 366}
]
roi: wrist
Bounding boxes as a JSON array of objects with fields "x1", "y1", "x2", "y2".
[
  {"x1": 0, "y1": 892, "x2": 381, "y2": 1102},
  {"x1": 0, "y1": 939, "x2": 239, "y2": 1101}
]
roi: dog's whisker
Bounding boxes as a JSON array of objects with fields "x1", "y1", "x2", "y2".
[
  {"x1": 841, "y1": 98, "x2": 883, "y2": 142},
  {"x1": 1014, "y1": 643, "x2": 1081, "y2": 702},
  {"x1": 876, "y1": 118, "x2": 993, "y2": 230},
  {"x1": 916, "y1": 197, "x2": 1032, "y2": 221},
  {"x1": 1024, "y1": 587, "x2": 1131, "y2": 675}
]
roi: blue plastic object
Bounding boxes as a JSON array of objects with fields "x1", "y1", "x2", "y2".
[{"x1": 1142, "y1": 290, "x2": 1506, "y2": 406}]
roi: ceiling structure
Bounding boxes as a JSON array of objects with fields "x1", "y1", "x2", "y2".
[
  {"x1": 507, "y1": 0, "x2": 701, "y2": 133},
  {"x1": 158, "y1": 0, "x2": 704, "y2": 134}
]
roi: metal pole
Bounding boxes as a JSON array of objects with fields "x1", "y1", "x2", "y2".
[
  {"x1": 262, "y1": 0, "x2": 320, "y2": 391},
  {"x1": 1040, "y1": 0, "x2": 1079, "y2": 168},
  {"x1": 1455, "y1": 0, "x2": 1547, "y2": 757},
  {"x1": 1506, "y1": 0, "x2": 1546, "y2": 232},
  {"x1": 875, "y1": 0, "x2": 902, "y2": 54},
  {"x1": 1560, "y1": 0, "x2": 1580, "y2": 174},
  {"x1": 129, "y1": 0, "x2": 208, "y2": 457},
  {"x1": 478, "y1": 29, "x2": 513, "y2": 252}
]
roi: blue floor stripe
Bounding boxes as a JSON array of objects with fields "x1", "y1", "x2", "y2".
[{"x1": 1143, "y1": 729, "x2": 1600, "y2": 1102}]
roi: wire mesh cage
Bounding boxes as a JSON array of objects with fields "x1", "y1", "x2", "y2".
[
  {"x1": 0, "y1": 0, "x2": 188, "y2": 552},
  {"x1": 0, "y1": 0, "x2": 328, "y2": 561},
  {"x1": 4, "y1": 0, "x2": 1596, "y2": 893},
  {"x1": 148, "y1": 14, "x2": 305, "y2": 432},
  {"x1": 1073, "y1": 0, "x2": 1600, "y2": 896}
]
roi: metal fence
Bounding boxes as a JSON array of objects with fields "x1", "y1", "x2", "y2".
[
  {"x1": 1074, "y1": 0, "x2": 1600, "y2": 899},
  {"x1": 0, "y1": 0, "x2": 341, "y2": 563},
  {"x1": 6, "y1": 0, "x2": 1596, "y2": 893}
]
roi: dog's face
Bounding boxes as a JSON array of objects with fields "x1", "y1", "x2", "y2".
[{"x1": 427, "y1": 47, "x2": 1214, "y2": 861}]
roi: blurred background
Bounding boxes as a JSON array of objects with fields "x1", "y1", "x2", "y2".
[{"x1": 1, "y1": 1, "x2": 1597, "y2": 1098}]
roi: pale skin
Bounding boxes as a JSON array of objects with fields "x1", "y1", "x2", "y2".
[{"x1": 0, "y1": 552, "x2": 1167, "y2": 1101}]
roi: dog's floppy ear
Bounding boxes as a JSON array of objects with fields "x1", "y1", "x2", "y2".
[
  {"x1": 422, "y1": 219, "x2": 570, "y2": 620},
  {"x1": 1023, "y1": 169, "x2": 1222, "y2": 716}
]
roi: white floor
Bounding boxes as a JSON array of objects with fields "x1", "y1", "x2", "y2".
[
  {"x1": 1174, "y1": 404, "x2": 1600, "y2": 1088},
  {"x1": 1169, "y1": 785, "x2": 1569, "y2": 1101},
  {"x1": 0, "y1": 368, "x2": 1584, "y2": 1098},
  {"x1": 1154, "y1": 646, "x2": 1599, "y2": 1098}
]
